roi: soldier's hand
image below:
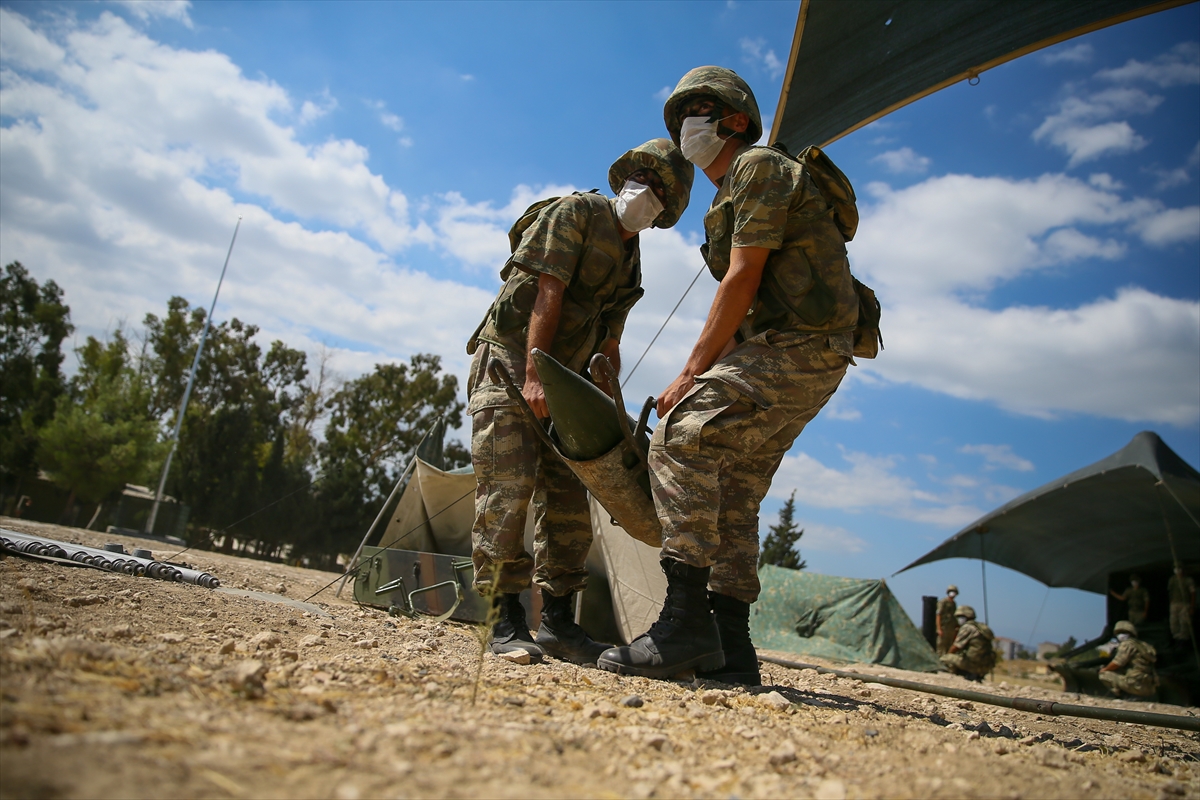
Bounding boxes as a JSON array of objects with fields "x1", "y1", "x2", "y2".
[
  {"x1": 657, "y1": 372, "x2": 696, "y2": 417},
  {"x1": 523, "y1": 376, "x2": 550, "y2": 419}
]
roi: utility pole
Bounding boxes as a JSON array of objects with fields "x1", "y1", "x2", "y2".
[{"x1": 145, "y1": 218, "x2": 241, "y2": 535}]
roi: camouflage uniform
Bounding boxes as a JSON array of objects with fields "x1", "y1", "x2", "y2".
[
  {"x1": 940, "y1": 620, "x2": 996, "y2": 677},
  {"x1": 1099, "y1": 637, "x2": 1158, "y2": 697},
  {"x1": 1123, "y1": 585, "x2": 1150, "y2": 627},
  {"x1": 649, "y1": 143, "x2": 857, "y2": 604},
  {"x1": 1168, "y1": 573, "x2": 1195, "y2": 641},
  {"x1": 468, "y1": 192, "x2": 642, "y2": 596},
  {"x1": 936, "y1": 596, "x2": 959, "y2": 655}
]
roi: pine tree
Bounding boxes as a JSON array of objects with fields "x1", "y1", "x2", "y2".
[{"x1": 759, "y1": 490, "x2": 807, "y2": 570}]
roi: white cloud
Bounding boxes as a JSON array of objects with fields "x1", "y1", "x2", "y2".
[
  {"x1": 113, "y1": 1, "x2": 193, "y2": 28},
  {"x1": 739, "y1": 37, "x2": 784, "y2": 80},
  {"x1": 1033, "y1": 88, "x2": 1162, "y2": 167},
  {"x1": 653, "y1": 86, "x2": 671, "y2": 102},
  {"x1": 793, "y1": 521, "x2": 867, "y2": 554},
  {"x1": 959, "y1": 444, "x2": 1034, "y2": 472},
  {"x1": 1041, "y1": 43, "x2": 1093, "y2": 65},
  {"x1": 852, "y1": 173, "x2": 1200, "y2": 425},
  {"x1": 1088, "y1": 173, "x2": 1123, "y2": 191},
  {"x1": 431, "y1": 183, "x2": 579, "y2": 270},
  {"x1": 1097, "y1": 42, "x2": 1200, "y2": 87},
  {"x1": 1133, "y1": 206, "x2": 1200, "y2": 247},
  {"x1": 1151, "y1": 141, "x2": 1200, "y2": 190},
  {"x1": 0, "y1": 9, "x2": 500, "y2": 400},
  {"x1": 871, "y1": 147, "x2": 931, "y2": 174},
  {"x1": 299, "y1": 90, "x2": 337, "y2": 124}
]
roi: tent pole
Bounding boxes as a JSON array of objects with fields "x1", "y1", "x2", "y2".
[{"x1": 979, "y1": 530, "x2": 990, "y2": 625}]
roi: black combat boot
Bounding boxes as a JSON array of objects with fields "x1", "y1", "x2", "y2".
[
  {"x1": 489, "y1": 593, "x2": 544, "y2": 659},
  {"x1": 696, "y1": 592, "x2": 761, "y2": 686},
  {"x1": 535, "y1": 590, "x2": 612, "y2": 665},
  {"x1": 597, "y1": 559, "x2": 724, "y2": 678}
]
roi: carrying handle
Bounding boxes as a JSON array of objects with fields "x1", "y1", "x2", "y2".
[{"x1": 487, "y1": 359, "x2": 559, "y2": 452}]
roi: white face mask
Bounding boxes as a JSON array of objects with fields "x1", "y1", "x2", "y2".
[
  {"x1": 956, "y1": 617, "x2": 968, "y2": 626},
  {"x1": 1117, "y1": 633, "x2": 1131, "y2": 642},
  {"x1": 679, "y1": 115, "x2": 733, "y2": 168},
  {"x1": 614, "y1": 180, "x2": 664, "y2": 233}
]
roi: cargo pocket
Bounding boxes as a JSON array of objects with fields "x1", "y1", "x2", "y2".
[{"x1": 655, "y1": 379, "x2": 741, "y2": 454}]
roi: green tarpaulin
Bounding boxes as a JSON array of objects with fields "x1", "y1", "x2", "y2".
[
  {"x1": 770, "y1": 0, "x2": 1190, "y2": 151},
  {"x1": 751, "y1": 565, "x2": 941, "y2": 672},
  {"x1": 898, "y1": 432, "x2": 1200, "y2": 594}
]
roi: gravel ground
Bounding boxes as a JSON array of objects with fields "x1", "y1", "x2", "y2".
[{"x1": 1, "y1": 517, "x2": 1197, "y2": 800}]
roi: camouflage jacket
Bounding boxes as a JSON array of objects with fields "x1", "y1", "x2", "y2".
[
  {"x1": 951, "y1": 620, "x2": 995, "y2": 672},
  {"x1": 1168, "y1": 575, "x2": 1195, "y2": 605},
  {"x1": 936, "y1": 597, "x2": 958, "y2": 630},
  {"x1": 1110, "y1": 638, "x2": 1157, "y2": 687},
  {"x1": 701, "y1": 144, "x2": 857, "y2": 343},
  {"x1": 469, "y1": 192, "x2": 642, "y2": 378}
]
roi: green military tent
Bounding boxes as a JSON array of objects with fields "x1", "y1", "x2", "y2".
[{"x1": 751, "y1": 565, "x2": 941, "y2": 672}]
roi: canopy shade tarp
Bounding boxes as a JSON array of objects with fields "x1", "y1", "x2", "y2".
[
  {"x1": 751, "y1": 565, "x2": 941, "y2": 672},
  {"x1": 770, "y1": 0, "x2": 1191, "y2": 151},
  {"x1": 898, "y1": 432, "x2": 1200, "y2": 594}
]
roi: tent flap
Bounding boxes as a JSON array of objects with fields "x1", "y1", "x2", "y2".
[
  {"x1": 752, "y1": 565, "x2": 941, "y2": 672},
  {"x1": 898, "y1": 432, "x2": 1200, "y2": 594},
  {"x1": 772, "y1": 0, "x2": 1188, "y2": 151}
]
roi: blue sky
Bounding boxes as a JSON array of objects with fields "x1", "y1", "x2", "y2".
[{"x1": 1, "y1": 1, "x2": 1197, "y2": 649}]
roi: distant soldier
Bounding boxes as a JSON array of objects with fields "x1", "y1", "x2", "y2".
[
  {"x1": 1109, "y1": 574, "x2": 1149, "y2": 627},
  {"x1": 1167, "y1": 565, "x2": 1196, "y2": 645},
  {"x1": 940, "y1": 605, "x2": 995, "y2": 682},
  {"x1": 466, "y1": 140, "x2": 694, "y2": 665},
  {"x1": 1098, "y1": 620, "x2": 1158, "y2": 698},
  {"x1": 936, "y1": 584, "x2": 959, "y2": 655}
]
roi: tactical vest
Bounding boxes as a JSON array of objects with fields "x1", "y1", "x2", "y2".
[
  {"x1": 700, "y1": 145, "x2": 859, "y2": 342},
  {"x1": 960, "y1": 621, "x2": 997, "y2": 672},
  {"x1": 468, "y1": 192, "x2": 642, "y2": 375}
]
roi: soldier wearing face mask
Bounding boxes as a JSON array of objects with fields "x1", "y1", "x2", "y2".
[
  {"x1": 466, "y1": 139, "x2": 693, "y2": 665},
  {"x1": 598, "y1": 67, "x2": 859, "y2": 684},
  {"x1": 1098, "y1": 620, "x2": 1158, "y2": 698}
]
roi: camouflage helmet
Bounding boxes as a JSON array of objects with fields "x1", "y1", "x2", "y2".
[
  {"x1": 1113, "y1": 620, "x2": 1138, "y2": 637},
  {"x1": 947, "y1": 584, "x2": 959, "y2": 594},
  {"x1": 956, "y1": 605, "x2": 977, "y2": 621},
  {"x1": 663, "y1": 66, "x2": 763, "y2": 147},
  {"x1": 608, "y1": 139, "x2": 694, "y2": 229}
]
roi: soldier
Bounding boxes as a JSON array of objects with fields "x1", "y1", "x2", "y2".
[
  {"x1": 599, "y1": 66, "x2": 859, "y2": 685},
  {"x1": 1109, "y1": 574, "x2": 1150, "y2": 627},
  {"x1": 1098, "y1": 620, "x2": 1158, "y2": 698},
  {"x1": 940, "y1": 605, "x2": 995, "y2": 682},
  {"x1": 1167, "y1": 565, "x2": 1196, "y2": 645},
  {"x1": 936, "y1": 584, "x2": 959, "y2": 655},
  {"x1": 466, "y1": 140, "x2": 694, "y2": 665}
]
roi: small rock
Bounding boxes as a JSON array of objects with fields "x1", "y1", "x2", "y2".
[
  {"x1": 993, "y1": 742, "x2": 1011, "y2": 755},
  {"x1": 815, "y1": 778, "x2": 847, "y2": 800},
  {"x1": 863, "y1": 728, "x2": 879, "y2": 738},
  {"x1": 956, "y1": 701, "x2": 974, "y2": 710},
  {"x1": 353, "y1": 638, "x2": 377, "y2": 649},
  {"x1": 276, "y1": 583, "x2": 287, "y2": 595},
  {"x1": 249, "y1": 632, "x2": 281, "y2": 650},
  {"x1": 159, "y1": 632, "x2": 187, "y2": 644},
  {"x1": 501, "y1": 696, "x2": 526, "y2": 707},
  {"x1": 619, "y1": 695, "x2": 644, "y2": 708},
  {"x1": 64, "y1": 595, "x2": 107, "y2": 608},
  {"x1": 967, "y1": 731, "x2": 981, "y2": 741},
  {"x1": 1119, "y1": 749, "x2": 1147, "y2": 763},
  {"x1": 226, "y1": 659, "x2": 267, "y2": 697},
  {"x1": 584, "y1": 702, "x2": 618, "y2": 719},
  {"x1": 757, "y1": 691, "x2": 791, "y2": 712},
  {"x1": 107, "y1": 624, "x2": 133, "y2": 639},
  {"x1": 218, "y1": 639, "x2": 237, "y2": 655},
  {"x1": 768, "y1": 741, "x2": 797, "y2": 766},
  {"x1": 279, "y1": 649, "x2": 299, "y2": 662},
  {"x1": 1102, "y1": 733, "x2": 1128, "y2": 749},
  {"x1": 300, "y1": 635, "x2": 323, "y2": 648},
  {"x1": 1159, "y1": 780, "x2": 1186, "y2": 797},
  {"x1": 645, "y1": 734, "x2": 668, "y2": 751},
  {"x1": 498, "y1": 650, "x2": 531, "y2": 665},
  {"x1": 700, "y1": 690, "x2": 726, "y2": 706}
]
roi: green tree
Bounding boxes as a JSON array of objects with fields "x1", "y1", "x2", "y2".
[
  {"x1": 37, "y1": 330, "x2": 165, "y2": 519},
  {"x1": 0, "y1": 262, "x2": 73, "y2": 501},
  {"x1": 308, "y1": 354, "x2": 466, "y2": 564},
  {"x1": 759, "y1": 490, "x2": 807, "y2": 570}
]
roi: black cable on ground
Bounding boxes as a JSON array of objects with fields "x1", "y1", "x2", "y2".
[{"x1": 759, "y1": 654, "x2": 1200, "y2": 732}]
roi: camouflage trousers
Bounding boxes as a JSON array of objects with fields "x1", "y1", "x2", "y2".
[
  {"x1": 467, "y1": 342, "x2": 593, "y2": 598},
  {"x1": 940, "y1": 652, "x2": 989, "y2": 678},
  {"x1": 936, "y1": 627, "x2": 958, "y2": 656},
  {"x1": 649, "y1": 331, "x2": 850, "y2": 604},
  {"x1": 1169, "y1": 602, "x2": 1193, "y2": 641},
  {"x1": 1099, "y1": 668, "x2": 1157, "y2": 697}
]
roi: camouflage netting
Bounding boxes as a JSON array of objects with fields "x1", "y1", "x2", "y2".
[{"x1": 751, "y1": 565, "x2": 941, "y2": 672}]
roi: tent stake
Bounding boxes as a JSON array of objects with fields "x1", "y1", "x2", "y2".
[{"x1": 758, "y1": 654, "x2": 1200, "y2": 732}]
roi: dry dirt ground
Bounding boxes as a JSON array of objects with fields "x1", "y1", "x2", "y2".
[{"x1": 1, "y1": 517, "x2": 1197, "y2": 800}]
